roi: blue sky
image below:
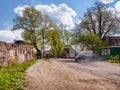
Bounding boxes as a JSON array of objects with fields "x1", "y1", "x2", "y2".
[
  {"x1": 0, "y1": 0, "x2": 117, "y2": 30},
  {"x1": 0, "y1": 0, "x2": 120, "y2": 42},
  {"x1": 0, "y1": 0, "x2": 96, "y2": 30}
]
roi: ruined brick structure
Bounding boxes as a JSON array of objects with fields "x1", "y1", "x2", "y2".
[{"x1": 0, "y1": 41, "x2": 33, "y2": 65}]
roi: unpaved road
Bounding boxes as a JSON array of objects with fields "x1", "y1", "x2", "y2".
[
  {"x1": 25, "y1": 59, "x2": 120, "y2": 90},
  {"x1": 58, "y1": 59, "x2": 120, "y2": 82}
]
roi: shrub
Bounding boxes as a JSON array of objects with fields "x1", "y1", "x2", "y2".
[
  {"x1": 107, "y1": 59, "x2": 120, "y2": 63},
  {"x1": 107, "y1": 55, "x2": 120, "y2": 63}
]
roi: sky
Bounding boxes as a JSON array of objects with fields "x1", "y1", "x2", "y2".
[{"x1": 0, "y1": 0, "x2": 119, "y2": 42}]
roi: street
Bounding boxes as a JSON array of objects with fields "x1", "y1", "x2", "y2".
[{"x1": 57, "y1": 58, "x2": 120, "y2": 82}]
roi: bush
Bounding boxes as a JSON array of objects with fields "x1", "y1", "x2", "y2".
[
  {"x1": 0, "y1": 59, "x2": 37, "y2": 90},
  {"x1": 107, "y1": 55, "x2": 120, "y2": 63},
  {"x1": 106, "y1": 59, "x2": 120, "y2": 63},
  {"x1": 110, "y1": 55, "x2": 120, "y2": 60}
]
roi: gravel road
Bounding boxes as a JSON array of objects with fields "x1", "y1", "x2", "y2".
[{"x1": 25, "y1": 59, "x2": 120, "y2": 90}]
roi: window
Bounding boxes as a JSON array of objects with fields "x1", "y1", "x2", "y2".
[
  {"x1": 104, "y1": 49, "x2": 107, "y2": 55},
  {"x1": 102, "y1": 48, "x2": 110, "y2": 55},
  {"x1": 107, "y1": 49, "x2": 110, "y2": 55},
  {"x1": 102, "y1": 49, "x2": 104, "y2": 55}
]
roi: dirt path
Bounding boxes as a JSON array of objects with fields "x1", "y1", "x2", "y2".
[{"x1": 25, "y1": 59, "x2": 119, "y2": 90}]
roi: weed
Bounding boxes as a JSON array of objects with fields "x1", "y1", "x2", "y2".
[{"x1": 0, "y1": 59, "x2": 37, "y2": 90}]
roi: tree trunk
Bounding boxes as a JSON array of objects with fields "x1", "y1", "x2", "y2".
[
  {"x1": 35, "y1": 47, "x2": 41, "y2": 59},
  {"x1": 42, "y1": 33, "x2": 45, "y2": 58}
]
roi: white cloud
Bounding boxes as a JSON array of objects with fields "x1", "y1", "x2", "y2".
[
  {"x1": 35, "y1": 4, "x2": 76, "y2": 29},
  {"x1": 14, "y1": 5, "x2": 29, "y2": 16},
  {"x1": 14, "y1": 3, "x2": 77, "y2": 30},
  {"x1": 0, "y1": 30, "x2": 23, "y2": 43},
  {"x1": 114, "y1": 1, "x2": 120, "y2": 19},
  {"x1": 115, "y1": 1, "x2": 120, "y2": 11},
  {"x1": 100, "y1": 0, "x2": 114, "y2": 4},
  {"x1": 106, "y1": 7, "x2": 115, "y2": 13}
]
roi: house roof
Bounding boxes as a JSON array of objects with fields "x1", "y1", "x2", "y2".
[
  {"x1": 106, "y1": 36, "x2": 120, "y2": 40},
  {"x1": 102, "y1": 46, "x2": 120, "y2": 48},
  {"x1": 71, "y1": 45, "x2": 82, "y2": 52}
]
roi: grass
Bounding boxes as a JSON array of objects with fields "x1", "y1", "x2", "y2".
[
  {"x1": 0, "y1": 59, "x2": 37, "y2": 90},
  {"x1": 106, "y1": 55, "x2": 120, "y2": 64},
  {"x1": 106, "y1": 59, "x2": 120, "y2": 63}
]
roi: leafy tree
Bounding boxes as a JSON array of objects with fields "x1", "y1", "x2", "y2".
[
  {"x1": 58, "y1": 23, "x2": 72, "y2": 45},
  {"x1": 62, "y1": 29, "x2": 72, "y2": 45},
  {"x1": 78, "y1": 33, "x2": 104, "y2": 53},
  {"x1": 13, "y1": 7, "x2": 43, "y2": 59},
  {"x1": 71, "y1": 24, "x2": 84, "y2": 44},
  {"x1": 80, "y1": 2, "x2": 118, "y2": 40},
  {"x1": 46, "y1": 29, "x2": 65, "y2": 57},
  {"x1": 39, "y1": 15, "x2": 54, "y2": 57}
]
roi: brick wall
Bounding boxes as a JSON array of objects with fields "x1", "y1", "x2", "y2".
[{"x1": 0, "y1": 41, "x2": 33, "y2": 65}]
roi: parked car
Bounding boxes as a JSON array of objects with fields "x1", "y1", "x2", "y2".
[{"x1": 75, "y1": 50, "x2": 93, "y2": 62}]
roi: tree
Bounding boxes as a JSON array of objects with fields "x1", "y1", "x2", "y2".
[
  {"x1": 71, "y1": 24, "x2": 84, "y2": 44},
  {"x1": 62, "y1": 30, "x2": 72, "y2": 45},
  {"x1": 78, "y1": 33, "x2": 104, "y2": 53},
  {"x1": 46, "y1": 29, "x2": 65, "y2": 57},
  {"x1": 39, "y1": 15, "x2": 54, "y2": 57},
  {"x1": 58, "y1": 23, "x2": 72, "y2": 45},
  {"x1": 80, "y1": 2, "x2": 118, "y2": 40},
  {"x1": 73, "y1": 24, "x2": 84, "y2": 37},
  {"x1": 13, "y1": 7, "x2": 43, "y2": 59}
]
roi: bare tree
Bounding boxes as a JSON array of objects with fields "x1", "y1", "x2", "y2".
[{"x1": 80, "y1": 2, "x2": 118, "y2": 40}]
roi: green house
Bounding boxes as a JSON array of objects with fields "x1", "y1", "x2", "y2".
[{"x1": 101, "y1": 46, "x2": 120, "y2": 60}]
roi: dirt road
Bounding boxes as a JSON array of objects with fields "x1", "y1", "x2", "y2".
[
  {"x1": 25, "y1": 59, "x2": 119, "y2": 90},
  {"x1": 58, "y1": 59, "x2": 120, "y2": 82}
]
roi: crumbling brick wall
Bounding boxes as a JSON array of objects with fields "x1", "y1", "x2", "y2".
[{"x1": 0, "y1": 41, "x2": 33, "y2": 65}]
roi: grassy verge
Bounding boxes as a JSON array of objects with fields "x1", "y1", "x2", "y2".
[
  {"x1": 0, "y1": 59, "x2": 37, "y2": 90},
  {"x1": 106, "y1": 59, "x2": 120, "y2": 63}
]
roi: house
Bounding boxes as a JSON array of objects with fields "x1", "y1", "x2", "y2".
[
  {"x1": 62, "y1": 45, "x2": 80, "y2": 58},
  {"x1": 105, "y1": 36, "x2": 120, "y2": 46},
  {"x1": 101, "y1": 36, "x2": 120, "y2": 60},
  {"x1": 101, "y1": 46, "x2": 120, "y2": 60},
  {"x1": 0, "y1": 40, "x2": 33, "y2": 65}
]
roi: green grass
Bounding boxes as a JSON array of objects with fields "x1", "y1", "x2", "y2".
[
  {"x1": 0, "y1": 59, "x2": 37, "y2": 90},
  {"x1": 106, "y1": 59, "x2": 120, "y2": 63}
]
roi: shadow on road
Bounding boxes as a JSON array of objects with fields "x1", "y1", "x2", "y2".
[
  {"x1": 77, "y1": 58, "x2": 101, "y2": 63},
  {"x1": 59, "y1": 59, "x2": 76, "y2": 63},
  {"x1": 59, "y1": 58, "x2": 101, "y2": 64}
]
